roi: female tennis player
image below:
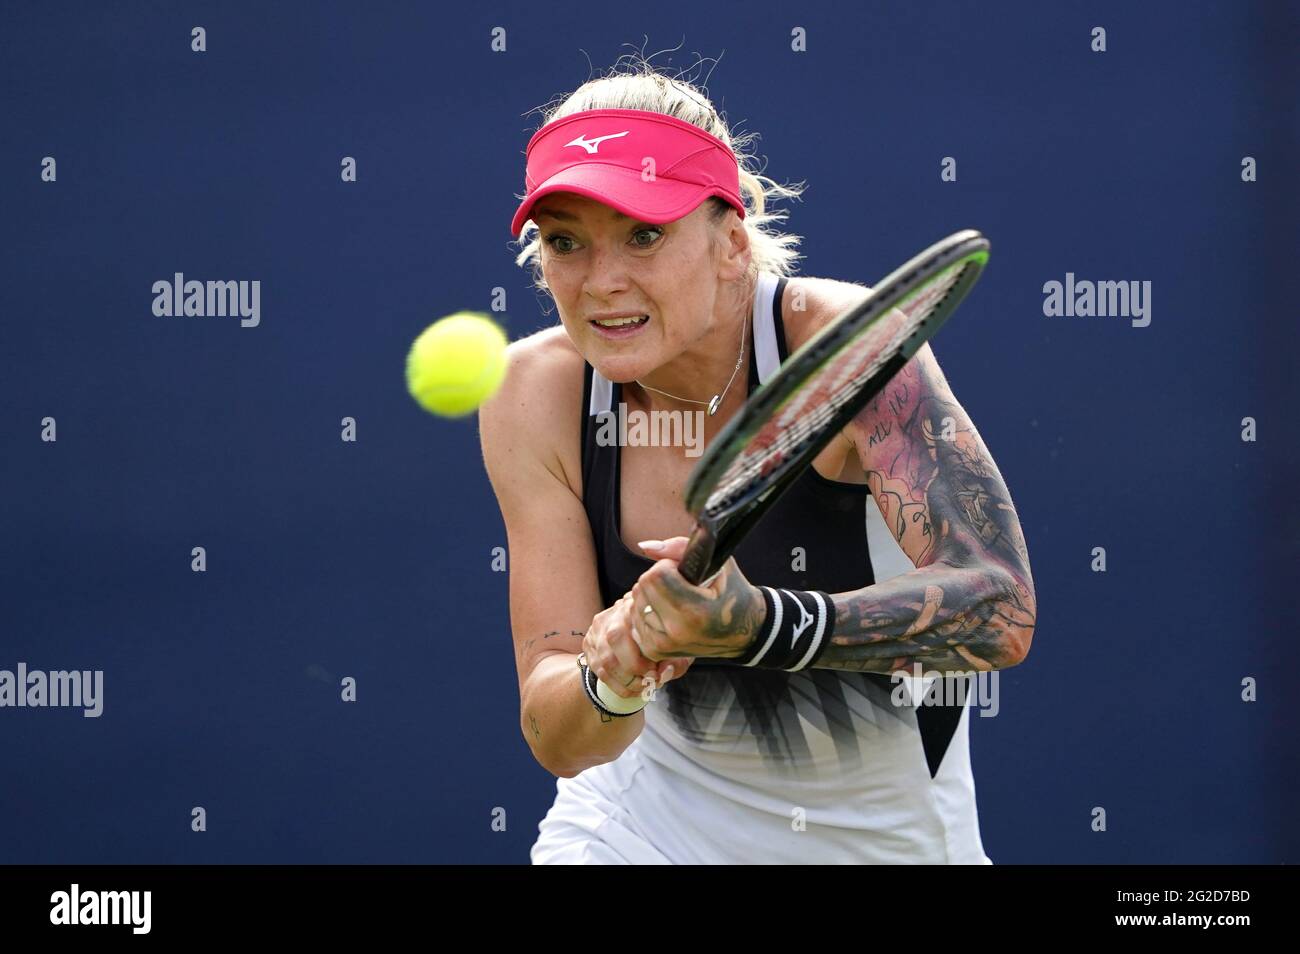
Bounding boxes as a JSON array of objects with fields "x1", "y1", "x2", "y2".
[{"x1": 478, "y1": 62, "x2": 1037, "y2": 864}]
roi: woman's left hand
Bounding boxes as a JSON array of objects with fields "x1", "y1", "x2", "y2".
[{"x1": 629, "y1": 536, "x2": 767, "y2": 662}]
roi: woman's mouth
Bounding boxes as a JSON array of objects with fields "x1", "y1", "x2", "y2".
[{"x1": 589, "y1": 314, "x2": 650, "y2": 339}]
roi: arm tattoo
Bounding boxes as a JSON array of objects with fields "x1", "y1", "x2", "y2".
[
  {"x1": 815, "y1": 353, "x2": 1037, "y2": 673},
  {"x1": 817, "y1": 567, "x2": 1035, "y2": 673},
  {"x1": 652, "y1": 562, "x2": 767, "y2": 658}
]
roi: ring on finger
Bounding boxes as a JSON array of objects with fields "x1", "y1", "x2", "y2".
[{"x1": 641, "y1": 602, "x2": 667, "y2": 633}]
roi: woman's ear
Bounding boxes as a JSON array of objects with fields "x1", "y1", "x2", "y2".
[{"x1": 710, "y1": 203, "x2": 751, "y2": 284}]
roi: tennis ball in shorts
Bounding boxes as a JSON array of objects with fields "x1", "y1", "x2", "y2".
[{"x1": 405, "y1": 312, "x2": 508, "y2": 417}]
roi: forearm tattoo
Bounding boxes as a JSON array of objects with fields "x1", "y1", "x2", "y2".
[{"x1": 815, "y1": 353, "x2": 1037, "y2": 673}]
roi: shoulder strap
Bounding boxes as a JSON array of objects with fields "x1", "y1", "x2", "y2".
[{"x1": 752, "y1": 271, "x2": 789, "y2": 385}]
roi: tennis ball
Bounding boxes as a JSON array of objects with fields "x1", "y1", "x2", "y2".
[{"x1": 405, "y1": 312, "x2": 508, "y2": 417}]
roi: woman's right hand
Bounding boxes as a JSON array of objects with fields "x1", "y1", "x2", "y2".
[{"x1": 583, "y1": 594, "x2": 694, "y2": 700}]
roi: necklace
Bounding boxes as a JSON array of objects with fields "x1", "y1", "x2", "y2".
[{"x1": 634, "y1": 313, "x2": 747, "y2": 416}]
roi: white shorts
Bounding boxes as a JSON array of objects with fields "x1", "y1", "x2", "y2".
[{"x1": 531, "y1": 771, "x2": 672, "y2": 865}]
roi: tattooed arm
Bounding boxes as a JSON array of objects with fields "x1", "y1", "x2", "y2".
[
  {"x1": 620, "y1": 286, "x2": 1034, "y2": 677},
  {"x1": 811, "y1": 336, "x2": 1036, "y2": 673}
]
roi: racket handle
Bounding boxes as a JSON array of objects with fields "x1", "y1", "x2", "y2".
[{"x1": 678, "y1": 523, "x2": 717, "y2": 586}]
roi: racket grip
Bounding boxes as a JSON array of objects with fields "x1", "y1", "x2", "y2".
[{"x1": 678, "y1": 523, "x2": 717, "y2": 586}]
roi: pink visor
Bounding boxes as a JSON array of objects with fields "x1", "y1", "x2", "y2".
[{"x1": 510, "y1": 108, "x2": 745, "y2": 237}]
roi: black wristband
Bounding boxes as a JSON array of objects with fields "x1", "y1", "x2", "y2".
[{"x1": 736, "y1": 587, "x2": 836, "y2": 671}]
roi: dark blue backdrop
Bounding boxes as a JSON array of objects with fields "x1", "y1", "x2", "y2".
[{"x1": 1, "y1": 1, "x2": 1295, "y2": 864}]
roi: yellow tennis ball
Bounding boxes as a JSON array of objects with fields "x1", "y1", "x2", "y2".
[{"x1": 405, "y1": 312, "x2": 508, "y2": 417}]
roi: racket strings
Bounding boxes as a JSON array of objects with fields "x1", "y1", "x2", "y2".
[{"x1": 703, "y1": 263, "x2": 971, "y2": 514}]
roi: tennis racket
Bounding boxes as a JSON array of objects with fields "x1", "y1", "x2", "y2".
[{"x1": 678, "y1": 228, "x2": 990, "y2": 586}]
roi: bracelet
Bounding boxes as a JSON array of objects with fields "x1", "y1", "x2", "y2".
[
  {"x1": 735, "y1": 587, "x2": 836, "y2": 671},
  {"x1": 577, "y1": 654, "x2": 647, "y2": 717}
]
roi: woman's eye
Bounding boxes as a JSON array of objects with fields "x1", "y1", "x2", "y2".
[{"x1": 543, "y1": 228, "x2": 661, "y2": 255}]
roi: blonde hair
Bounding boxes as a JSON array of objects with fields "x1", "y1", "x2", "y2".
[{"x1": 510, "y1": 57, "x2": 808, "y2": 295}]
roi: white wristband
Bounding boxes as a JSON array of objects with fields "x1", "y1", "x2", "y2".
[
  {"x1": 578, "y1": 654, "x2": 649, "y2": 716},
  {"x1": 595, "y1": 675, "x2": 648, "y2": 715}
]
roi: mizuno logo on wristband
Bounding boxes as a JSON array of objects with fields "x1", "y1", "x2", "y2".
[{"x1": 782, "y1": 589, "x2": 815, "y2": 647}]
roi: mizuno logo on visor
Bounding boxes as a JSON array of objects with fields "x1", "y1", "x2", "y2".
[{"x1": 564, "y1": 131, "x2": 629, "y2": 154}]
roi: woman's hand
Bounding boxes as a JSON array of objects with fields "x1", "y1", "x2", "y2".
[
  {"x1": 629, "y1": 536, "x2": 767, "y2": 662},
  {"x1": 583, "y1": 593, "x2": 695, "y2": 700}
]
